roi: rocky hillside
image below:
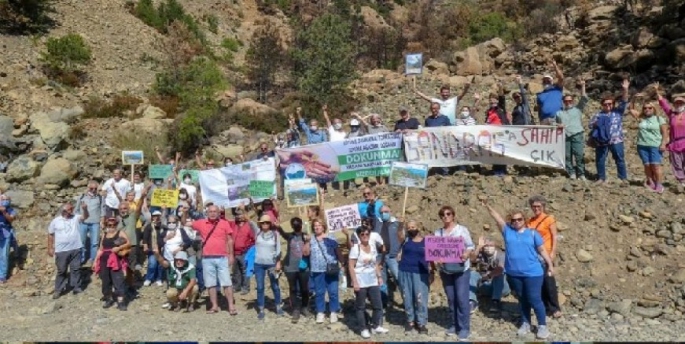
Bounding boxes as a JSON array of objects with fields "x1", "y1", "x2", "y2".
[{"x1": 1, "y1": 0, "x2": 685, "y2": 341}]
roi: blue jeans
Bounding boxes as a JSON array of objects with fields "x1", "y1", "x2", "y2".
[
  {"x1": 145, "y1": 252, "x2": 164, "y2": 282},
  {"x1": 398, "y1": 270, "x2": 429, "y2": 326},
  {"x1": 441, "y1": 270, "x2": 471, "y2": 335},
  {"x1": 254, "y1": 263, "x2": 281, "y2": 310},
  {"x1": 381, "y1": 256, "x2": 400, "y2": 307},
  {"x1": 507, "y1": 275, "x2": 546, "y2": 326},
  {"x1": 188, "y1": 256, "x2": 204, "y2": 290},
  {"x1": 78, "y1": 222, "x2": 100, "y2": 263},
  {"x1": 0, "y1": 229, "x2": 12, "y2": 281},
  {"x1": 469, "y1": 272, "x2": 510, "y2": 302},
  {"x1": 595, "y1": 142, "x2": 627, "y2": 180},
  {"x1": 311, "y1": 272, "x2": 340, "y2": 313}
]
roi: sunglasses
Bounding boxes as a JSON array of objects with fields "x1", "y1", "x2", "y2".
[
  {"x1": 439, "y1": 212, "x2": 453, "y2": 218},
  {"x1": 602, "y1": 102, "x2": 613, "y2": 106},
  {"x1": 531, "y1": 205, "x2": 542, "y2": 209},
  {"x1": 563, "y1": 99, "x2": 573, "y2": 102},
  {"x1": 644, "y1": 106, "x2": 653, "y2": 110},
  {"x1": 360, "y1": 232, "x2": 371, "y2": 237},
  {"x1": 511, "y1": 217, "x2": 525, "y2": 223}
]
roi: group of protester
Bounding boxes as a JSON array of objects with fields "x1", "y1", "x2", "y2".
[{"x1": 0, "y1": 62, "x2": 684, "y2": 341}]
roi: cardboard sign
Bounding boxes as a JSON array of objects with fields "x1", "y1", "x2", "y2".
[
  {"x1": 405, "y1": 53, "x2": 423, "y2": 75},
  {"x1": 179, "y1": 169, "x2": 200, "y2": 183},
  {"x1": 389, "y1": 161, "x2": 429, "y2": 188},
  {"x1": 122, "y1": 151, "x2": 144, "y2": 165},
  {"x1": 425, "y1": 235, "x2": 466, "y2": 263},
  {"x1": 149, "y1": 164, "x2": 173, "y2": 180},
  {"x1": 325, "y1": 204, "x2": 362, "y2": 232},
  {"x1": 150, "y1": 189, "x2": 179, "y2": 208},
  {"x1": 249, "y1": 180, "x2": 276, "y2": 199}
]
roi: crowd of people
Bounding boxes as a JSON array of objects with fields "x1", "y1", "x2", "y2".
[{"x1": 0, "y1": 62, "x2": 683, "y2": 341}]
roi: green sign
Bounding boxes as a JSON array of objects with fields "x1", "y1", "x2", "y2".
[
  {"x1": 149, "y1": 164, "x2": 173, "y2": 180},
  {"x1": 249, "y1": 180, "x2": 275, "y2": 199},
  {"x1": 179, "y1": 169, "x2": 200, "y2": 183}
]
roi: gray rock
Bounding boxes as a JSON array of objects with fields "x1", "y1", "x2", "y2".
[
  {"x1": 142, "y1": 106, "x2": 166, "y2": 119},
  {"x1": 6, "y1": 155, "x2": 40, "y2": 182},
  {"x1": 576, "y1": 249, "x2": 594, "y2": 262},
  {"x1": 62, "y1": 149, "x2": 87, "y2": 162},
  {"x1": 669, "y1": 269, "x2": 685, "y2": 283},
  {"x1": 584, "y1": 298, "x2": 604, "y2": 315},
  {"x1": 47, "y1": 106, "x2": 84, "y2": 124},
  {"x1": 0, "y1": 115, "x2": 13, "y2": 137},
  {"x1": 633, "y1": 306, "x2": 663, "y2": 318},
  {"x1": 656, "y1": 229, "x2": 672, "y2": 239},
  {"x1": 4, "y1": 190, "x2": 34, "y2": 208},
  {"x1": 607, "y1": 299, "x2": 633, "y2": 316},
  {"x1": 30, "y1": 112, "x2": 71, "y2": 151},
  {"x1": 36, "y1": 158, "x2": 77, "y2": 187},
  {"x1": 671, "y1": 222, "x2": 684, "y2": 235}
]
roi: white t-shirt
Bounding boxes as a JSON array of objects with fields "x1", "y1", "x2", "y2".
[
  {"x1": 351, "y1": 231, "x2": 384, "y2": 253},
  {"x1": 102, "y1": 178, "x2": 132, "y2": 209},
  {"x1": 133, "y1": 182, "x2": 145, "y2": 201},
  {"x1": 349, "y1": 243, "x2": 379, "y2": 288},
  {"x1": 435, "y1": 224, "x2": 475, "y2": 270},
  {"x1": 328, "y1": 126, "x2": 347, "y2": 142},
  {"x1": 431, "y1": 96, "x2": 459, "y2": 125},
  {"x1": 178, "y1": 183, "x2": 197, "y2": 206},
  {"x1": 48, "y1": 216, "x2": 84, "y2": 253},
  {"x1": 164, "y1": 230, "x2": 184, "y2": 262}
]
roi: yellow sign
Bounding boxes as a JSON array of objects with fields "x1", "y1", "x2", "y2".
[{"x1": 150, "y1": 189, "x2": 179, "y2": 208}]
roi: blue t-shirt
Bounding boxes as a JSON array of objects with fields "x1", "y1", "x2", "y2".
[
  {"x1": 0, "y1": 207, "x2": 17, "y2": 239},
  {"x1": 536, "y1": 85, "x2": 563, "y2": 121},
  {"x1": 358, "y1": 199, "x2": 384, "y2": 220},
  {"x1": 502, "y1": 224, "x2": 544, "y2": 277},
  {"x1": 398, "y1": 238, "x2": 429, "y2": 274},
  {"x1": 424, "y1": 115, "x2": 451, "y2": 127}
]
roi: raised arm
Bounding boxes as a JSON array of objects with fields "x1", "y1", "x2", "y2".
[
  {"x1": 413, "y1": 83, "x2": 433, "y2": 102},
  {"x1": 154, "y1": 146, "x2": 166, "y2": 164},
  {"x1": 322, "y1": 104, "x2": 332, "y2": 128},
  {"x1": 617, "y1": 79, "x2": 630, "y2": 115},
  {"x1": 135, "y1": 184, "x2": 152, "y2": 218},
  {"x1": 194, "y1": 150, "x2": 206, "y2": 169},
  {"x1": 473, "y1": 92, "x2": 482, "y2": 113},
  {"x1": 458, "y1": 77, "x2": 474, "y2": 100},
  {"x1": 577, "y1": 78, "x2": 589, "y2": 111},
  {"x1": 552, "y1": 60, "x2": 564, "y2": 88},
  {"x1": 483, "y1": 200, "x2": 506, "y2": 232}
]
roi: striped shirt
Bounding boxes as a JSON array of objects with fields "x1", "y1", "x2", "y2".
[{"x1": 455, "y1": 116, "x2": 477, "y2": 126}]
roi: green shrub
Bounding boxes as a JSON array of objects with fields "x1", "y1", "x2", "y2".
[
  {"x1": 41, "y1": 33, "x2": 92, "y2": 72},
  {"x1": 133, "y1": 0, "x2": 205, "y2": 43},
  {"x1": 205, "y1": 13, "x2": 218, "y2": 33},
  {"x1": 468, "y1": 12, "x2": 514, "y2": 43},
  {"x1": 0, "y1": 0, "x2": 56, "y2": 34},
  {"x1": 82, "y1": 94, "x2": 143, "y2": 119}
]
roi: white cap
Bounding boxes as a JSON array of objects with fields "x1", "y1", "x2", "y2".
[
  {"x1": 543, "y1": 74, "x2": 554, "y2": 81},
  {"x1": 152, "y1": 210, "x2": 162, "y2": 216},
  {"x1": 350, "y1": 119, "x2": 360, "y2": 126}
]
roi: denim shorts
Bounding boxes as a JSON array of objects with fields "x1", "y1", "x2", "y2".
[
  {"x1": 637, "y1": 145, "x2": 662, "y2": 165},
  {"x1": 202, "y1": 256, "x2": 232, "y2": 288}
]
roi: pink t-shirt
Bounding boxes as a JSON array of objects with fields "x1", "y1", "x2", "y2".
[
  {"x1": 193, "y1": 219, "x2": 234, "y2": 257},
  {"x1": 660, "y1": 98, "x2": 685, "y2": 152}
]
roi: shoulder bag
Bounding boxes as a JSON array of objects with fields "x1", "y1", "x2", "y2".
[{"x1": 314, "y1": 237, "x2": 339, "y2": 277}]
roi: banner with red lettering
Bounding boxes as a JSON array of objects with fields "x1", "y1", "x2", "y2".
[{"x1": 402, "y1": 125, "x2": 565, "y2": 169}]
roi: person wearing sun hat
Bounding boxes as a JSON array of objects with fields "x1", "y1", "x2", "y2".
[
  {"x1": 253, "y1": 214, "x2": 283, "y2": 320},
  {"x1": 656, "y1": 85, "x2": 685, "y2": 185},
  {"x1": 152, "y1": 250, "x2": 198, "y2": 312}
]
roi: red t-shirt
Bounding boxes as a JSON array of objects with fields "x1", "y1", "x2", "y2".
[
  {"x1": 193, "y1": 218, "x2": 234, "y2": 257},
  {"x1": 229, "y1": 220, "x2": 256, "y2": 256},
  {"x1": 486, "y1": 109, "x2": 502, "y2": 125}
]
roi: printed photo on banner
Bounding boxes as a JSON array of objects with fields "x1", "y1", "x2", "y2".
[
  {"x1": 325, "y1": 204, "x2": 362, "y2": 232},
  {"x1": 389, "y1": 161, "x2": 429, "y2": 188},
  {"x1": 405, "y1": 53, "x2": 423, "y2": 75},
  {"x1": 148, "y1": 164, "x2": 174, "y2": 180},
  {"x1": 199, "y1": 158, "x2": 277, "y2": 208},
  {"x1": 179, "y1": 169, "x2": 200, "y2": 183},
  {"x1": 121, "y1": 150, "x2": 144, "y2": 165},
  {"x1": 403, "y1": 125, "x2": 566, "y2": 169},
  {"x1": 150, "y1": 189, "x2": 179, "y2": 208},
  {"x1": 424, "y1": 235, "x2": 466, "y2": 263},
  {"x1": 285, "y1": 181, "x2": 319, "y2": 208},
  {"x1": 276, "y1": 132, "x2": 403, "y2": 183}
]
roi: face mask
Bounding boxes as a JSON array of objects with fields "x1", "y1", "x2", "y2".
[
  {"x1": 677, "y1": 106, "x2": 685, "y2": 113},
  {"x1": 184, "y1": 178, "x2": 191, "y2": 184},
  {"x1": 350, "y1": 126, "x2": 359, "y2": 132},
  {"x1": 460, "y1": 111, "x2": 470, "y2": 118},
  {"x1": 483, "y1": 246, "x2": 496, "y2": 256},
  {"x1": 310, "y1": 126, "x2": 318, "y2": 131},
  {"x1": 407, "y1": 229, "x2": 419, "y2": 238},
  {"x1": 168, "y1": 223, "x2": 178, "y2": 230},
  {"x1": 278, "y1": 139, "x2": 284, "y2": 145},
  {"x1": 154, "y1": 180, "x2": 163, "y2": 186},
  {"x1": 381, "y1": 213, "x2": 391, "y2": 221},
  {"x1": 179, "y1": 194, "x2": 187, "y2": 200},
  {"x1": 333, "y1": 123, "x2": 342, "y2": 130},
  {"x1": 543, "y1": 83, "x2": 552, "y2": 90},
  {"x1": 490, "y1": 103, "x2": 498, "y2": 108},
  {"x1": 225, "y1": 162, "x2": 232, "y2": 167}
]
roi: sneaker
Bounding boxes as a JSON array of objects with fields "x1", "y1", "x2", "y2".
[
  {"x1": 83, "y1": 259, "x2": 93, "y2": 268},
  {"x1": 292, "y1": 309, "x2": 301, "y2": 323},
  {"x1": 579, "y1": 175, "x2": 587, "y2": 181},
  {"x1": 372, "y1": 326, "x2": 389, "y2": 334},
  {"x1": 276, "y1": 306, "x2": 285, "y2": 316},
  {"x1": 240, "y1": 289, "x2": 249, "y2": 295},
  {"x1": 117, "y1": 302, "x2": 128, "y2": 311},
  {"x1": 155, "y1": 281, "x2": 164, "y2": 287},
  {"x1": 404, "y1": 323, "x2": 415, "y2": 333},
  {"x1": 301, "y1": 308, "x2": 311, "y2": 318},
  {"x1": 536, "y1": 325, "x2": 550, "y2": 339},
  {"x1": 316, "y1": 312, "x2": 325, "y2": 324},
  {"x1": 52, "y1": 292, "x2": 61, "y2": 300},
  {"x1": 469, "y1": 300, "x2": 478, "y2": 314},
  {"x1": 418, "y1": 325, "x2": 428, "y2": 334},
  {"x1": 360, "y1": 329, "x2": 371, "y2": 339},
  {"x1": 445, "y1": 326, "x2": 456, "y2": 336},
  {"x1": 569, "y1": 173, "x2": 576, "y2": 180},
  {"x1": 330, "y1": 312, "x2": 338, "y2": 323},
  {"x1": 143, "y1": 280, "x2": 152, "y2": 287},
  {"x1": 134, "y1": 264, "x2": 143, "y2": 271},
  {"x1": 161, "y1": 302, "x2": 171, "y2": 309},
  {"x1": 458, "y1": 330, "x2": 470, "y2": 341},
  {"x1": 103, "y1": 299, "x2": 116, "y2": 309},
  {"x1": 517, "y1": 322, "x2": 531, "y2": 336},
  {"x1": 258, "y1": 310, "x2": 265, "y2": 320},
  {"x1": 72, "y1": 288, "x2": 83, "y2": 295},
  {"x1": 489, "y1": 300, "x2": 502, "y2": 312}
]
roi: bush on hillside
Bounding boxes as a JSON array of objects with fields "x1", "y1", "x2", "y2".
[
  {"x1": 468, "y1": 12, "x2": 519, "y2": 44},
  {"x1": 40, "y1": 33, "x2": 92, "y2": 86},
  {"x1": 0, "y1": 0, "x2": 56, "y2": 34},
  {"x1": 133, "y1": 0, "x2": 205, "y2": 43},
  {"x1": 291, "y1": 13, "x2": 356, "y2": 111},
  {"x1": 520, "y1": 2, "x2": 563, "y2": 37},
  {"x1": 246, "y1": 21, "x2": 284, "y2": 103},
  {"x1": 82, "y1": 94, "x2": 143, "y2": 119}
]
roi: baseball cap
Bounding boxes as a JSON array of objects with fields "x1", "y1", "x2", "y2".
[
  {"x1": 542, "y1": 74, "x2": 554, "y2": 81},
  {"x1": 151, "y1": 210, "x2": 162, "y2": 216},
  {"x1": 174, "y1": 251, "x2": 189, "y2": 261},
  {"x1": 350, "y1": 119, "x2": 360, "y2": 126},
  {"x1": 399, "y1": 106, "x2": 408, "y2": 113}
]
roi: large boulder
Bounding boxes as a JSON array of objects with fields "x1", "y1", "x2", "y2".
[
  {"x1": 424, "y1": 59, "x2": 449, "y2": 76},
  {"x1": 670, "y1": 39, "x2": 685, "y2": 64},
  {"x1": 360, "y1": 6, "x2": 390, "y2": 31},
  {"x1": 604, "y1": 45, "x2": 634, "y2": 69},
  {"x1": 213, "y1": 144, "x2": 244, "y2": 159},
  {"x1": 36, "y1": 158, "x2": 77, "y2": 187},
  {"x1": 0, "y1": 115, "x2": 13, "y2": 137},
  {"x1": 4, "y1": 189, "x2": 34, "y2": 209},
  {"x1": 46, "y1": 106, "x2": 84, "y2": 124},
  {"x1": 142, "y1": 106, "x2": 166, "y2": 120},
  {"x1": 452, "y1": 47, "x2": 483, "y2": 76},
  {"x1": 6, "y1": 156, "x2": 40, "y2": 183},
  {"x1": 231, "y1": 98, "x2": 279, "y2": 117},
  {"x1": 30, "y1": 111, "x2": 71, "y2": 151},
  {"x1": 121, "y1": 117, "x2": 166, "y2": 134}
]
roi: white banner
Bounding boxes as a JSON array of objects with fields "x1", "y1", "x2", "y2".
[
  {"x1": 402, "y1": 125, "x2": 565, "y2": 169},
  {"x1": 199, "y1": 158, "x2": 277, "y2": 208}
]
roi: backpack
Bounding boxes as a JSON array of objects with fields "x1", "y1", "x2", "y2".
[{"x1": 589, "y1": 115, "x2": 612, "y2": 146}]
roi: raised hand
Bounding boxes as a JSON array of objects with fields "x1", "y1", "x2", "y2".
[
  {"x1": 515, "y1": 75, "x2": 522, "y2": 85},
  {"x1": 622, "y1": 78, "x2": 630, "y2": 90}
]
